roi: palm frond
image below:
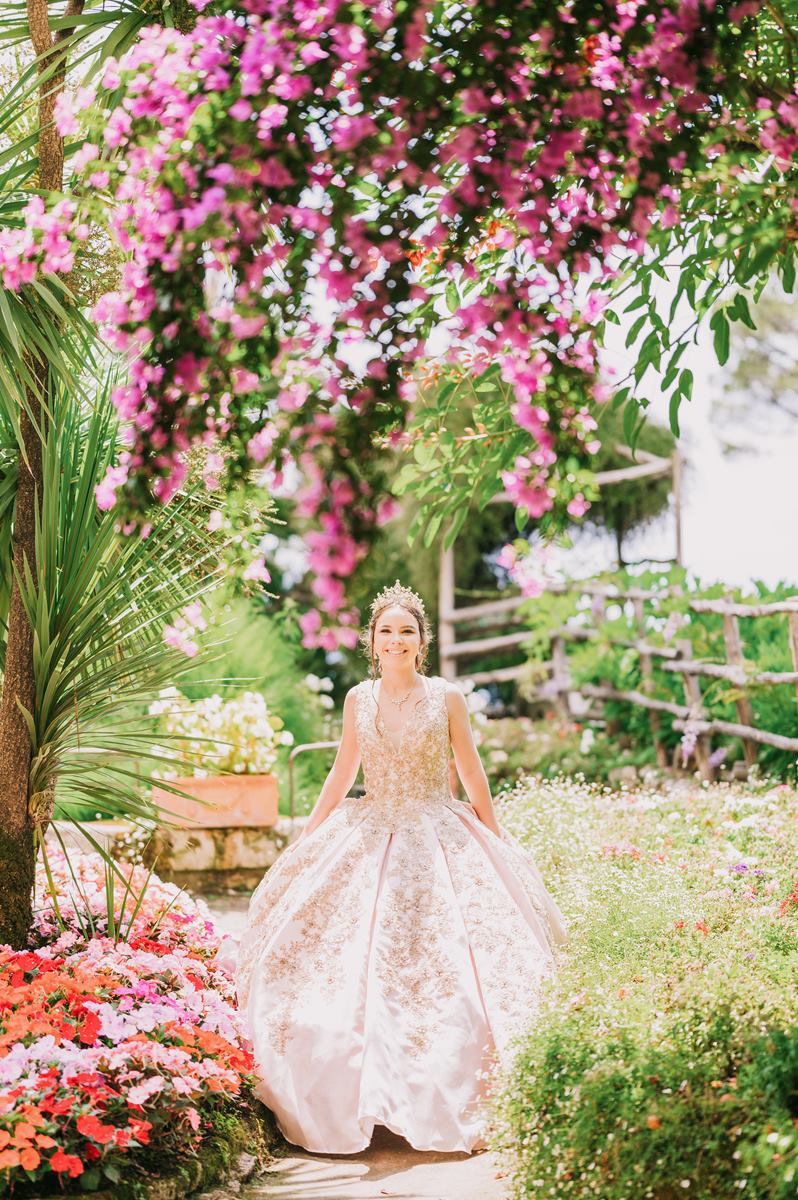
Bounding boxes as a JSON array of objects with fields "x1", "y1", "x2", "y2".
[{"x1": 10, "y1": 377, "x2": 240, "y2": 848}]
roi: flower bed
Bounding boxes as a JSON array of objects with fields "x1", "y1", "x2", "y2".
[
  {"x1": 0, "y1": 849, "x2": 261, "y2": 1196},
  {"x1": 491, "y1": 775, "x2": 798, "y2": 1199}
]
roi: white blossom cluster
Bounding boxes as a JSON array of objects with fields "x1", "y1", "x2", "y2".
[
  {"x1": 303, "y1": 673, "x2": 335, "y2": 710},
  {"x1": 148, "y1": 686, "x2": 293, "y2": 777}
]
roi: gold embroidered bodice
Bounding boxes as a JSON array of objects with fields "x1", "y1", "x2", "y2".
[{"x1": 352, "y1": 676, "x2": 452, "y2": 831}]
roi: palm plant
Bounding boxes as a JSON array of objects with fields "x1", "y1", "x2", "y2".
[
  {"x1": 1, "y1": 374, "x2": 241, "y2": 937},
  {"x1": 0, "y1": 0, "x2": 201, "y2": 946}
]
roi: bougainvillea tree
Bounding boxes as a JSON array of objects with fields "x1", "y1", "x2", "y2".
[
  {"x1": 15, "y1": 0, "x2": 785, "y2": 651},
  {"x1": 3, "y1": 1, "x2": 798, "y2": 656}
]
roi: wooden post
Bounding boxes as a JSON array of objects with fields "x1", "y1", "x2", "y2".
[
  {"x1": 676, "y1": 638, "x2": 713, "y2": 779},
  {"x1": 788, "y1": 613, "x2": 798, "y2": 709},
  {"x1": 721, "y1": 606, "x2": 757, "y2": 767},
  {"x1": 438, "y1": 538, "x2": 457, "y2": 682},
  {"x1": 634, "y1": 597, "x2": 668, "y2": 767},
  {"x1": 551, "y1": 634, "x2": 571, "y2": 721},
  {"x1": 672, "y1": 451, "x2": 683, "y2": 566}
]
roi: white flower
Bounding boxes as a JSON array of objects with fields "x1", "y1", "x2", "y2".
[{"x1": 149, "y1": 689, "x2": 293, "y2": 775}]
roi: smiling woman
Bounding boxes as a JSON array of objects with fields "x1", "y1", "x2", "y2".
[{"x1": 233, "y1": 579, "x2": 567, "y2": 1156}]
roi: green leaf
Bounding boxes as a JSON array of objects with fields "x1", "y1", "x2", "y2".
[
  {"x1": 634, "y1": 330, "x2": 661, "y2": 382},
  {"x1": 679, "y1": 368, "x2": 694, "y2": 402},
  {"x1": 669, "y1": 389, "x2": 681, "y2": 437},
  {"x1": 413, "y1": 440, "x2": 435, "y2": 468},
  {"x1": 443, "y1": 503, "x2": 469, "y2": 550},
  {"x1": 514, "y1": 505, "x2": 529, "y2": 533},
  {"x1": 710, "y1": 309, "x2": 730, "y2": 366},
  {"x1": 445, "y1": 279, "x2": 459, "y2": 313},
  {"x1": 625, "y1": 313, "x2": 647, "y2": 348},
  {"x1": 782, "y1": 253, "x2": 796, "y2": 294},
  {"x1": 622, "y1": 398, "x2": 640, "y2": 449},
  {"x1": 727, "y1": 293, "x2": 756, "y2": 330},
  {"x1": 422, "y1": 511, "x2": 444, "y2": 548}
]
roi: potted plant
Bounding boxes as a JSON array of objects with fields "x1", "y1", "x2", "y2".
[{"x1": 148, "y1": 688, "x2": 294, "y2": 827}]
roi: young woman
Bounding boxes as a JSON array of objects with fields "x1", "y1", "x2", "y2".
[{"x1": 235, "y1": 580, "x2": 566, "y2": 1155}]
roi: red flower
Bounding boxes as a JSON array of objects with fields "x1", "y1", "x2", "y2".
[
  {"x1": 40, "y1": 1094, "x2": 75, "y2": 1116},
  {"x1": 75, "y1": 1108, "x2": 115, "y2": 1147},
  {"x1": 128, "y1": 1118, "x2": 152, "y2": 1146},
  {"x1": 19, "y1": 1146, "x2": 41, "y2": 1170},
  {"x1": 78, "y1": 1011, "x2": 102, "y2": 1045},
  {"x1": 77, "y1": 1114, "x2": 117, "y2": 1145},
  {"x1": 50, "y1": 1148, "x2": 85, "y2": 1177},
  {"x1": 778, "y1": 877, "x2": 798, "y2": 917}
]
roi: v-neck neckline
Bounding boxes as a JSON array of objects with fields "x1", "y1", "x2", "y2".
[{"x1": 372, "y1": 675, "x2": 432, "y2": 755}]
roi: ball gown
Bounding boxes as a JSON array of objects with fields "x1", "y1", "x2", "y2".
[{"x1": 235, "y1": 674, "x2": 567, "y2": 1154}]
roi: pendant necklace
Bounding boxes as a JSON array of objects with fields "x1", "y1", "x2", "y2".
[{"x1": 383, "y1": 685, "x2": 414, "y2": 708}]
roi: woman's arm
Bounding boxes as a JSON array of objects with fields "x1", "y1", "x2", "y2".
[
  {"x1": 298, "y1": 688, "x2": 361, "y2": 840},
  {"x1": 445, "y1": 686, "x2": 502, "y2": 837}
]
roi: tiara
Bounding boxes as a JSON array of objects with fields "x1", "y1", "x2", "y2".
[{"x1": 370, "y1": 579, "x2": 426, "y2": 619}]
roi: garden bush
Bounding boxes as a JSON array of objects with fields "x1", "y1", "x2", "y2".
[
  {"x1": 489, "y1": 775, "x2": 798, "y2": 1198},
  {"x1": 0, "y1": 849, "x2": 257, "y2": 1196},
  {"x1": 477, "y1": 716, "x2": 656, "y2": 789},
  {"x1": 518, "y1": 567, "x2": 798, "y2": 779}
]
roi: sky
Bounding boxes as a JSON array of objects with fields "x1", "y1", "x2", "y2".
[
  {"x1": 264, "y1": 263, "x2": 798, "y2": 599},
  {"x1": 554, "y1": 279, "x2": 798, "y2": 592}
]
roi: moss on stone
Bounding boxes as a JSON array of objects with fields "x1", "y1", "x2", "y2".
[{"x1": 41, "y1": 1102, "x2": 283, "y2": 1200}]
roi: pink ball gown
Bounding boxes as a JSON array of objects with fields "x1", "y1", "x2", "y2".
[{"x1": 235, "y1": 675, "x2": 567, "y2": 1154}]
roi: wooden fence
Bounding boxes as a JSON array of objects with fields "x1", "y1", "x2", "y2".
[{"x1": 440, "y1": 575, "x2": 798, "y2": 779}]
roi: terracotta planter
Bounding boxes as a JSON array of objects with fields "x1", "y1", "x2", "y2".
[{"x1": 151, "y1": 773, "x2": 279, "y2": 828}]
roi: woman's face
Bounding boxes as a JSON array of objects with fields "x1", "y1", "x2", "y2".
[{"x1": 373, "y1": 605, "x2": 422, "y2": 671}]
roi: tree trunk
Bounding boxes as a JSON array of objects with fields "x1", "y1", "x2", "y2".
[
  {"x1": 0, "y1": 0, "x2": 81, "y2": 947},
  {"x1": 0, "y1": 405, "x2": 43, "y2": 946}
]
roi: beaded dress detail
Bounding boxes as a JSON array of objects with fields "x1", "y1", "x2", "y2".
[{"x1": 235, "y1": 675, "x2": 566, "y2": 1155}]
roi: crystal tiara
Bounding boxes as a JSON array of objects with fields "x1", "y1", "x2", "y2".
[{"x1": 369, "y1": 578, "x2": 426, "y2": 620}]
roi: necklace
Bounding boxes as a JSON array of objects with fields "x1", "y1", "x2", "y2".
[{"x1": 381, "y1": 683, "x2": 415, "y2": 708}]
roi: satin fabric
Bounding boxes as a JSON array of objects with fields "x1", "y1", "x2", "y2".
[{"x1": 235, "y1": 676, "x2": 566, "y2": 1154}]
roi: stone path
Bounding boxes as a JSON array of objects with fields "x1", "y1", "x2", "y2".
[
  {"x1": 241, "y1": 1126, "x2": 509, "y2": 1200},
  {"x1": 206, "y1": 892, "x2": 251, "y2": 935},
  {"x1": 205, "y1": 898, "x2": 511, "y2": 1200}
]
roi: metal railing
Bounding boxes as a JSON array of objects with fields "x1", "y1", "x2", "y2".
[{"x1": 286, "y1": 740, "x2": 340, "y2": 822}]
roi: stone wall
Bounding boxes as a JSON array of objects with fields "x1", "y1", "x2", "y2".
[{"x1": 46, "y1": 816, "x2": 307, "y2": 893}]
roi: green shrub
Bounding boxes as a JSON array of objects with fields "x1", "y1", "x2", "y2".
[
  {"x1": 490, "y1": 776, "x2": 798, "y2": 1198},
  {"x1": 518, "y1": 568, "x2": 798, "y2": 780},
  {"x1": 477, "y1": 716, "x2": 657, "y2": 787}
]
